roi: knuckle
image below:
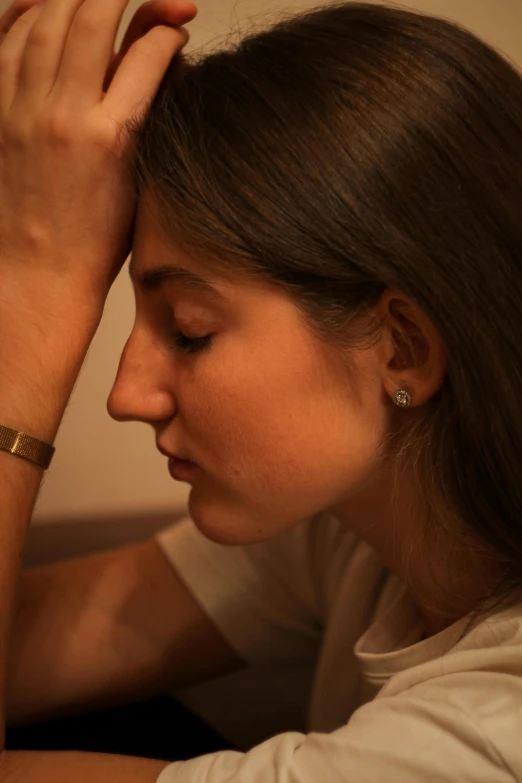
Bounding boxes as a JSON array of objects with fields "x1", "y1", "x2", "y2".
[
  {"x1": 129, "y1": 35, "x2": 155, "y2": 61},
  {"x1": 133, "y1": 25, "x2": 189, "y2": 58},
  {"x1": 41, "y1": 106, "x2": 75, "y2": 145},
  {"x1": 92, "y1": 116, "x2": 121, "y2": 156},
  {"x1": 72, "y1": 8, "x2": 104, "y2": 38},
  {"x1": 26, "y1": 21, "x2": 53, "y2": 49}
]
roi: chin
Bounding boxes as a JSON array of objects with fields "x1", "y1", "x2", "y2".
[{"x1": 187, "y1": 492, "x2": 271, "y2": 547}]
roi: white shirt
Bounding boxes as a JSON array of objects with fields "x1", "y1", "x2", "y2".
[{"x1": 154, "y1": 512, "x2": 522, "y2": 782}]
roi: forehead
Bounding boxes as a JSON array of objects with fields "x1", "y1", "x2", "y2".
[
  {"x1": 130, "y1": 201, "x2": 233, "y2": 300},
  {"x1": 130, "y1": 197, "x2": 275, "y2": 302}
]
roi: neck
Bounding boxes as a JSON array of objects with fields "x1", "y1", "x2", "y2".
[{"x1": 329, "y1": 465, "x2": 503, "y2": 637}]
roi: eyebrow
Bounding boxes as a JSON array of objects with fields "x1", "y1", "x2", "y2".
[{"x1": 128, "y1": 261, "x2": 225, "y2": 302}]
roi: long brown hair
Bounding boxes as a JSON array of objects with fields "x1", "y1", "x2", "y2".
[{"x1": 126, "y1": 2, "x2": 522, "y2": 607}]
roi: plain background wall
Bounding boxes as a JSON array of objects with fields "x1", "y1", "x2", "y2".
[{"x1": 1, "y1": 0, "x2": 518, "y2": 524}]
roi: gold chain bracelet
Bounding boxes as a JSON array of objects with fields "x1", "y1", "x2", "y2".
[{"x1": 0, "y1": 425, "x2": 55, "y2": 469}]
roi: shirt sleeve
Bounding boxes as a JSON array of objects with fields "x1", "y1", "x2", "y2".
[
  {"x1": 154, "y1": 680, "x2": 516, "y2": 783},
  {"x1": 155, "y1": 512, "x2": 332, "y2": 668}
]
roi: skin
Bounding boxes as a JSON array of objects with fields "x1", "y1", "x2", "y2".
[
  {"x1": 109, "y1": 198, "x2": 389, "y2": 546},
  {"x1": 108, "y1": 197, "x2": 500, "y2": 637},
  {"x1": 0, "y1": 0, "x2": 510, "y2": 773},
  {"x1": 0, "y1": 0, "x2": 198, "y2": 775}
]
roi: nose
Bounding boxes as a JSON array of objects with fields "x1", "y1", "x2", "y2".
[{"x1": 107, "y1": 328, "x2": 175, "y2": 425}]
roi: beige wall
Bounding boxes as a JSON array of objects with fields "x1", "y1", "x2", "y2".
[{"x1": 2, "y1": 0, "x2": 518, "y2": 523}]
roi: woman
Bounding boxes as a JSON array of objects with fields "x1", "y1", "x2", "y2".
[{"x1": 0, "y1": 0, "x2": 521, "y2": 781}]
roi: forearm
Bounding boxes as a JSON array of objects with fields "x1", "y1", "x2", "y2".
[
  {"x1": 0, "y1": 299, "x2": 99, "y2": 744},
  {"x1": 0, "y1": 0, "x2": 196, "y2": 772},
  {"x1": 0, "y1": 749, "x2": 170, "y2": 783}
]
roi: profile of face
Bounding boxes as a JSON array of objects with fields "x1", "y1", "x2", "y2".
[{"x1": 107, "y1": 198, "x2": 402, "y2": 546}]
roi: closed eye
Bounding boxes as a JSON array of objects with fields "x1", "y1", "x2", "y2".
[{"x1": 168, "y1": 331, "x2": 213, "y2": 355}]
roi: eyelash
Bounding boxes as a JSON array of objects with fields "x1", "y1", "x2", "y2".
[{"x1": 169, "y1": 331, "x2": 213, "y2": 355}]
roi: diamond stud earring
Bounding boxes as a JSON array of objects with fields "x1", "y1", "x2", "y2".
[{"x1": 393, "y1": 389, "x2": 412, "y2": 408}]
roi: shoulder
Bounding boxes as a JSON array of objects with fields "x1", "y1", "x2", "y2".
[{"x1": 374, "y1": 598, "x2": 522, "y2": 780}]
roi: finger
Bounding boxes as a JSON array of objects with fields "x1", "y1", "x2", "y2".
[
  {"x1": 103, "y1": 24, "x2": 189, "y2": 126},
  {"x1": 0, "y1": 3, "x2": 42, "y2": 114},
  {"x1": 119, "y1": 0, "x2": 197, "y2": 55},
  {"x1": 17, "y1": 0, "x2": 139, "y2": 106},
  {"x1": 54, "y1": 0, "x2": 195, "y2": 108},
  {"x1": 15, "y1": 0, "x2": 91, "y2": 104},
  {"x1": 103, "y1": 0, "x2": 197, "y2": 92},
  {"x1": 0, "y1": 0, "x2": 42, "y2": 37}
]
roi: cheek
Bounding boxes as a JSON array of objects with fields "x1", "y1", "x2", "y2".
[
  {"x1": 183, "y1": 343, "x2": 382, "y2": 496},
  {"x1": 177, "y1": 354, "x2": 273, "y2": 461},
  {"x1": 179, "y1": 342, "x2": 389, "y2": 546},
  {"x1": 178, "y1": 326, "x2": 384, "y2": 502}
]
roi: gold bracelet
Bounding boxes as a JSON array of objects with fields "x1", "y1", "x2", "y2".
[{"x1": 0, "y1": 425, "x2": 55, "y2": 470}]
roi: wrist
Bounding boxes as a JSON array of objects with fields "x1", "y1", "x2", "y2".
[
  {"x1": 0, "y1": 291, "x2": 101, "y2": 443},
  {"x1": 0, "y1": 267, "x2": 105, "y2": 327}
]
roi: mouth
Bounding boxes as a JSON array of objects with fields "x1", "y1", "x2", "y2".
[
  {"x1": 157, "y1": 442, "x2": 195, "y2": 464},
  {"x1": 168, "y1": 457, "x2": 198, "y2": 481}
]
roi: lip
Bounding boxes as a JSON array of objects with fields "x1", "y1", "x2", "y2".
[
  {"x1": 157, "y1": 442, "x2": 193, "y2": 462},
  {"x1": 168, "y1": 457, "x2": 198, "y2": 481}
]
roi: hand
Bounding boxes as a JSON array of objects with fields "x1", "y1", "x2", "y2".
[
  {"x1": 103, "y1": 0, "x2": 198, "y2": 93},
  {"x1": 0, "y1": 0, "x2": 196, "y2": 321}
]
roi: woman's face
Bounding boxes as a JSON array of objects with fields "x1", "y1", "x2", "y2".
[{"x1": 107, "y1": 199, "x2": 390, "y2": 544}]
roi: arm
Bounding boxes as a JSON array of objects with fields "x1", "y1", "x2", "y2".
[
  {"x1": 0, "y1": 271, "x2": 178, "y2": 783},
  {"x1": 1, "y1": 751, "x2": 171, "y2": 783},
  {"x1": 0, "y1": 0, "x2": 201, "y2": 779},
  {"x1": 0, "y1": 294, "x2": 98, "y2": 739},
  {"x1": 6, "y1": 538, "x2": 245, "y2": 727}
]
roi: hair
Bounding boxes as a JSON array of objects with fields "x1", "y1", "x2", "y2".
[{"x1": 125, "y1": 2, "x2": 522, "y2": 614}]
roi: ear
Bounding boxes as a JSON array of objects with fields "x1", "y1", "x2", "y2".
[{"x1": 377, "y1": 290, "x2": 446, "y2": 407}]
